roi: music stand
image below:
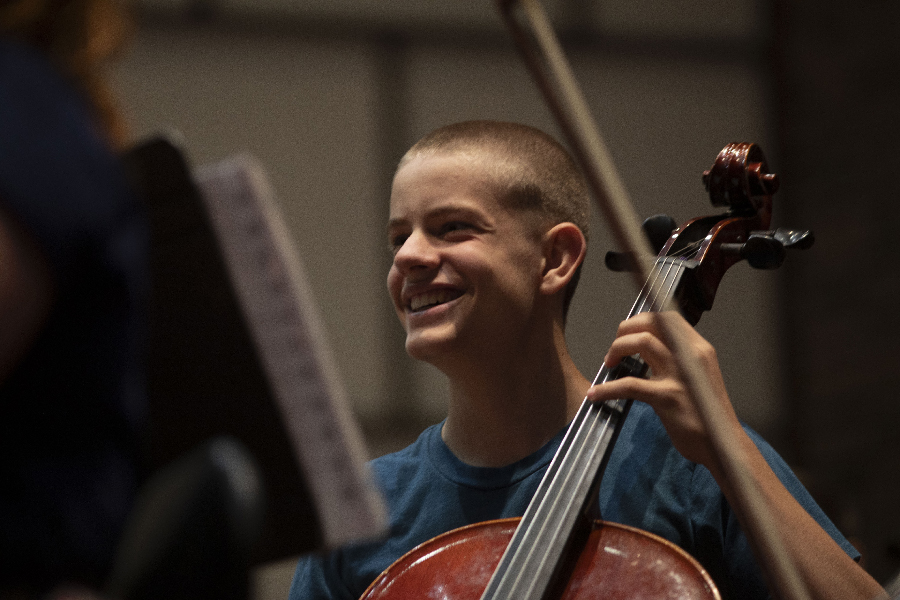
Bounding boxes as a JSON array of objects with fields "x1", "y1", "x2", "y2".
[{"x1": 124, "y1": 136, "x2": 386, "y2": 564}]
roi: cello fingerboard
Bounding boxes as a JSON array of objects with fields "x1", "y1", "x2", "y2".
[{"x1": 478, "y1": 258, "x2": 688, "y2": 600}]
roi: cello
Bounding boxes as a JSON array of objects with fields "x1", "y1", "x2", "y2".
[
  {"x1": 361, "y1": 143, "x2": 811, "y2": 600},
  {"x1": 362, "y1": 1, "x2": 815, "y2": 598}
]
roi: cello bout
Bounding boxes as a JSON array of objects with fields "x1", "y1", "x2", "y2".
[{"x1": 360, "y1": 518, "x2": 721, "y2": 600}]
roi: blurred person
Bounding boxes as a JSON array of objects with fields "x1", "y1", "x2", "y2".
[{"x1": 0, "y1": 0, "x2": 149, "y2": 596}]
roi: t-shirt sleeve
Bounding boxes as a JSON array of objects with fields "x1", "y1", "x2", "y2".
[
  {"x1": 689, "y1": 427, "x2": 859, "y2": 600},
  {"x1": 746, "y1": 427, "x2": 859, "y2": 559}
]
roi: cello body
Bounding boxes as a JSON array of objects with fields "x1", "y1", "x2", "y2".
[{"x1": 362, "y1": 518, "x2": 719, "y2": 600}]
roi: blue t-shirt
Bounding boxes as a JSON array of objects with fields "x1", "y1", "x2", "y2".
[
  {"x1": 289, "y1": 402, "x2": 857, "y2": 600},
  {"x1": 0, "y1": 38, "x2": 148, "y2": 591}
]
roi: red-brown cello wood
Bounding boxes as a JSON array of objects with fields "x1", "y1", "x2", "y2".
[
  {"x1": 360, "y1": 144, "x2": 811, "y2": 600},
  {"x1": 362, "y1": 519, "x2": 718, "y2": 600}
]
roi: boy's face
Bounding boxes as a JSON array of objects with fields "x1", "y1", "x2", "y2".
[{"x1": 387, "y1": 151, "x2": 547, "y2": 365}]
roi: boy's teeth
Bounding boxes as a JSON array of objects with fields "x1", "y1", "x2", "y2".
[{"x1": 411, "y1": 290, "x2": 453, "y2": 311}]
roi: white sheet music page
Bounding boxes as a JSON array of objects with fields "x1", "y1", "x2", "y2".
[{"x1": 194, "y1": 155, "x2": 387, "y2": 549}]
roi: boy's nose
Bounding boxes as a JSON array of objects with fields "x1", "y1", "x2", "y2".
[{"x1": 393, "y1": 230, "x2": 440, "y2": 273}]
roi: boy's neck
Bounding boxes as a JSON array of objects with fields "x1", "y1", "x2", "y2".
[{"x1": 440, "y1": 326, "x2": 589, "y2": 468}]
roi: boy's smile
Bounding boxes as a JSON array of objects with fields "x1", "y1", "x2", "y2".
[
  {"x1": 386, "y1": 151, "x2": 546, "y2": 368},
  {"x1": 407, "y1": 288, "x2": 463, "y2": 313}
]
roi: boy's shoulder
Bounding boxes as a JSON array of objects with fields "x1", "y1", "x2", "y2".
[{"x1": 368, "y1": 422, "x2": 442, "y2": 487}]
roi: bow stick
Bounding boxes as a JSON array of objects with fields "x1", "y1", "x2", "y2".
[{"x1": 496, "y1": 1, "x2": 811, "y2": 599}]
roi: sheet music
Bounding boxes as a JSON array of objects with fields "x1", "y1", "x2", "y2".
[{"x1": 193, "y1": 155, "x2": 387, "y2": 548}]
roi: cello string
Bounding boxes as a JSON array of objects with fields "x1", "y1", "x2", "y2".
[
  {"x1": 504, "y1": 246, "x2": 700, "y2": 596},
  {"x1": 494, "y1": 254, "x2": 694, "y2": 598},
  {"x1": 490, "y1": 262, "x2": 667, "y2": 597},
  {"x1": 486, "y1": 237, "x2": 704, "y2": 598},
  {"x1": 510, "y1": 268, "x2": 680, "y2": 596}
]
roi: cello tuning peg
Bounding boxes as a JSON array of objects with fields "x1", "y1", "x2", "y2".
[
  {"x1": 605, "y1": 214, "x2": 678, "y2": 272},
  {"x1": 721, "y1": 233, "x2": 786, "y2": 270},
  {"x1": 642, "y1": 214, "x2": 678, "y2": 254},
  {"x1": 720, "y1": 228, "x2": 813, "y2": 269},
  {"x1": 605, "y1": 250, "x2": 635, "y2": 272},
  {"x1": 741, "y1": 234, "x2": 786, "y2": 269},
  {"x1": 772, "y1": 228, "x2": 814, "y2": 250}
]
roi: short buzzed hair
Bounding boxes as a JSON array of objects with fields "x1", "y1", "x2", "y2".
[{"x1": 399, "y1": 120, "x2": 590, "y2": 316}]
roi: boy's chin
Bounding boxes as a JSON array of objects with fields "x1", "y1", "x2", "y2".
[{"x1": 404, "y1": 329, "x2": 457, "y2": 362}]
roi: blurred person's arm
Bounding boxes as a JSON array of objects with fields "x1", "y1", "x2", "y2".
[{"x1": 0, "y1": 205, "x2": 53, "y2": 381}]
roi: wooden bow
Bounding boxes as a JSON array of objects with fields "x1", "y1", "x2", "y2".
[{"x1": 496, "y1": 1, "x2": 811, "y2": 599}]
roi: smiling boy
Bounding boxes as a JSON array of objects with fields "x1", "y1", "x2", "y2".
[{"x1": 289, "y1": 121, "x2": 884, "y2": 600}]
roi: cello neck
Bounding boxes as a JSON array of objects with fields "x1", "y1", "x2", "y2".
[{"x1": 478, "y1": 257, "x2": 691, "y2": 600}]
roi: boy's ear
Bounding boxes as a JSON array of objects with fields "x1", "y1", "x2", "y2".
[{"x1": 540, "y1": 222, "x2": 587, "y2": 296}]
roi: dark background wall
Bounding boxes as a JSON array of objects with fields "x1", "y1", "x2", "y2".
[{"x1": 773, "y1": 0, "x2": 900, "y2": 581}]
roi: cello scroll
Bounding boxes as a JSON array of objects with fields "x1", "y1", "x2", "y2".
[{"x1": 606, "y1": 143, "x2": 813, "y2": 324}]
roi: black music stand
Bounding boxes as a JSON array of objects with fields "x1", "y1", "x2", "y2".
[{"x1": 122, "y1": 136, "x2": 385, "y2": 570}]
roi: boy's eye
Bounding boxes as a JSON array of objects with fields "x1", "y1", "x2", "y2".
[
  {"x1": 388, "y1": 233, "x2": 408, "y2": 253},
  {"x1": 440, "y1": 221, "x2": 471, "y2": 235}
]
